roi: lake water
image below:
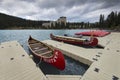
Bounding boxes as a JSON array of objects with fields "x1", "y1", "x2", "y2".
[{"x1": 0, "y1": 29, "x2": 89, "y2": 75}]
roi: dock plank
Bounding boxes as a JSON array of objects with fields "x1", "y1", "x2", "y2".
[
  {"x1": 46, "y1": 75, "x2": 82, "y2": 80},
  {"x1": 0, "y1": 41, "x2": 46, "y2": 80},
  {"x1": 43, "y1": 40, "x2": 103, "y2": 65},
  {"x1": 0, "y1": 32, "x2": 120, "y2": 80},
  {"x1": 44, "y1": 32, "x2": 120, "y2": 80}
]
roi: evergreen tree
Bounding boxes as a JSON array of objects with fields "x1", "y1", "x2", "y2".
[
  {"x1": 118, "y1": 12, "x2": 120, "y2": 25},
  {"x1": 106, "y1": 11, "x2": 115, "y2": 28},
  {"x1": 99, "y1": 14, "x2": 104, "y2": 28},
  {"x1": 81, "y1": 22, "x2": 84, "y2": 28},
  {"x1": 114, "y1": 11, "x2": 118, "y2": 26}
]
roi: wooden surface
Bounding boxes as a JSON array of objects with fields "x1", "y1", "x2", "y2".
[{"x1": 0, "y1": 41, "x2": 46, "y2": 80}]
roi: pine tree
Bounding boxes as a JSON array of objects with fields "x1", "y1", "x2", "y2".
[
  {"x1": 99, "y1": 14, "x2": 104, "y2": 28},
  {"x1": 107, "y1": 11, "x2": 115, "y2": 28},
  {"x1": 118, "y1": 12, "x2": 120, "y2": 25}
]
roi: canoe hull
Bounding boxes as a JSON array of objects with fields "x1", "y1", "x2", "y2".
[
  {"x1": 28, "y1": 36, "x2": 65, "y2": 70},
  {"x1": 75, "y1": 30, "x2": 111, "y2": 37},
  {"x1": 43, "y1": 49, "x2": 65, "y2": 70},
  {"x1": 50, "y1": 33, "x2": 98, "y2": 47}
]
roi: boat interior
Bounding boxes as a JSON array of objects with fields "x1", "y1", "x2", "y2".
[
  {"x1": 29, "y1": 39, "x2": 53, "y2": 57},
  {"x1": 54, "y1": 35, "x2": 91, "y2": 42}
]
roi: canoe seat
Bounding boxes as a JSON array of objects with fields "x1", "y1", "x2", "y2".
[
  {"x1": 30, "y1": 42, "x2": 43, "y2": 46},
  {"x1": 39, "y1": 47, "x2": 48, "y2": 50},
  {"x1": 42, "y1": 53, "x2": 53, "y2": 57},
  {"x1": 34, "y1": 47, "x2": 48, "y2": 52},
  {"x1": 31, "y1": 45, "x2": 44, "y2": 50},
  {"x1": 36, "y1": 48, "x2": 49, "y2": 54},
  {"x1": 29, "y1": 40, "x2": 39, "y2": 44},
  {"x1": 41, "y1": 51, "x2": 52, "y2": 56}
]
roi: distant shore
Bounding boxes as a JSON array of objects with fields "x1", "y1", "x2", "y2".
[
  {"x1": 0, "y1": 28, "x2": 119, "y2": 32},
  {"x1": 0, "y1": 28, "x2": 116, "y2": 31}
]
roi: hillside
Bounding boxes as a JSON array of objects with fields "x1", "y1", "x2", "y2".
[
  {"x1": 0, "y1": 13, "x2": 49, "y2": 29},
  {"x1": 0, "y1": 11, "x2": 120, "y2": 30}
]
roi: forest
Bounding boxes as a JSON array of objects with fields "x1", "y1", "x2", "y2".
[
  {"x1": 0, "y1": 13, "x2": 49, "y2": 29},
  {"x1": 98, "y1": 11, "x2": 120, "y2": 31},
  {"x1": 0, "y1": 11, "x2": 120, "y2": 31}
]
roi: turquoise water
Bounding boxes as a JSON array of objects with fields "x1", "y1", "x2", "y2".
[{"x1": 0, "y1": 29, "x2": 89, "y2": 75}]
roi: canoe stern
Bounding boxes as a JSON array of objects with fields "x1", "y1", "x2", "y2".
[
  {"x1": 89, "y1": 37, "x2": 98, "y2": 47},
  {"x1": 43, "y1": 49, "x2": 65, "y2": 70}
]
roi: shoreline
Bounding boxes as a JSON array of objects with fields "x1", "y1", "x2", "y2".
[{"x1": 0, "y1": 28, "x2": 119, "y2": 32}]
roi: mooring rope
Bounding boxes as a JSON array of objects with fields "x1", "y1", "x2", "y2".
[{"x1": 36, "y1": 57, "x2": 42, "y2": 67}]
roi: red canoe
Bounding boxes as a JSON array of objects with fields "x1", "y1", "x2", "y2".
[
  {"x1": 50, "y1": 33, "x2": 98, "y2": 47},
  {"x1": 28, "y1": 36, "x2": 65, "y2": 70},
  {"x1": 75, "y1": 30, "x2": 111, "y2": 37}
]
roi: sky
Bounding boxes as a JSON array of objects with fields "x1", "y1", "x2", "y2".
[{"x1": 0, "y1": 0, "x2": 120, "y2": 22}]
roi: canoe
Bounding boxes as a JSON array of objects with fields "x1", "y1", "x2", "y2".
[
  {"x1": 50, "y1": 33, "x2": 98, "y2": 47},
  {"x1": 28, "y1": 36, "x2": 65, "y2": 70},
  {"x1": 75, "y1": 30, "x2": 111, "y2": 37}
]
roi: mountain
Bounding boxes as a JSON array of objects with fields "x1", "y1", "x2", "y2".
[{"x1": 0, "y1": 13, "x2": 49, "y2": 29}]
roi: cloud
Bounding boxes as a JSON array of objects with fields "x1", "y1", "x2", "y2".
[
  {"x1": 36, "y1": 0, "x2": 86, "y2": 9},
  {"x1": 0, "y1": 0, "x2": 120, "y2": 22}
]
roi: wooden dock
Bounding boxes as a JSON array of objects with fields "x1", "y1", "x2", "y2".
[
  {"x1": 43, "y1": 32, "x2": 120, "y2": 80},
  {"x1": 0, "y1": 41, "x2": 46, "y2": 80},
  {"x1": 43, "y1": 40, "x2": 103, "y2": 66},
  {"x1": 46, "y1": 75, "x2": 82, "y2": 80},
  {"x1": 0, "y1": 32, "x2": 120, "y2": 80}
]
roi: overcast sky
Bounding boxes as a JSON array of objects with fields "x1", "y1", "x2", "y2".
[{"x1": 0, "y1": 0, "x2": 120, "y2": 22}]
